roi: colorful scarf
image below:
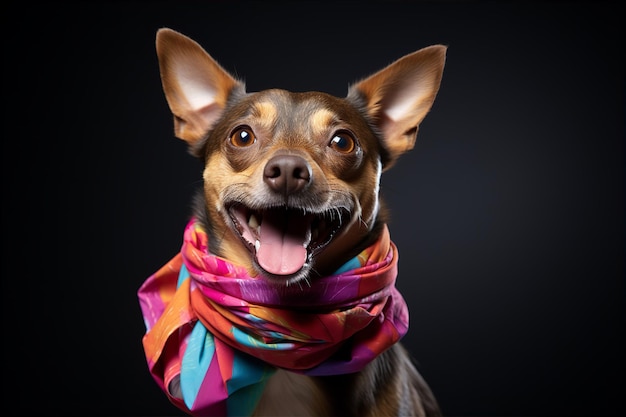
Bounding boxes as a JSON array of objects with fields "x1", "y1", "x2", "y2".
[{"x1": 138, "y1": 218, "x2": 409, "y2": 416}]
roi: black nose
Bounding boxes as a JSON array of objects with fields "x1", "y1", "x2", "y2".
[{"x1": 263, "y1": 154, "x2": 312, "y2": 195}]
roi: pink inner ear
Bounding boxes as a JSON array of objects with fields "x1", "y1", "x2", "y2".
[
  {"x1": 172, "y1": 57, "x2": 221, "y2": 110},
  {"x1": 381, "y1": 83, "x2": 430, "y2": 123}
]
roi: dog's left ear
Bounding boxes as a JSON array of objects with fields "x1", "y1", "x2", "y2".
[{"x1": 347, "y1": 45, "x2": 447, "y2": 169}]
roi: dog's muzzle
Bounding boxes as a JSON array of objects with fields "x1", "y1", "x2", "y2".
[{"x1": 227, "y1": 154, "x2": 351, "y2": 280}]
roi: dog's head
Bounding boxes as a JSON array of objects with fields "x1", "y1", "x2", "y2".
[{"x1": 156, "y1": 28, "x2": 445, "y2": 285}]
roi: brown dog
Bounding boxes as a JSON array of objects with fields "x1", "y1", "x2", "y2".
[{"x1": 149, "y1": 28, "x2": 446, "y2": 416}]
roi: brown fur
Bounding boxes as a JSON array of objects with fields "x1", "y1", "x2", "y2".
[{"x1": 155, "y1": 28, "x2": 446, "y2": 416}]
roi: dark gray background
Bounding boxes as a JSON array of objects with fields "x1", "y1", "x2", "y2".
[{"x1": 3, "y1": 1, "x2": 623, "y2": 415}]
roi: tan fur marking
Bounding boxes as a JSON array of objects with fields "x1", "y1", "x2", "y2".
[
  {"x1": 251, "y1": 101, "x2": 278, "y2": 131},
  {"x1": 309, "y1": 108, "x2": 337, "y2": 138}
]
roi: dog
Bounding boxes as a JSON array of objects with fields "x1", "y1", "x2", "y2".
[{"x1": 139, "y1": 27, "x2": 446, "y2": 417}]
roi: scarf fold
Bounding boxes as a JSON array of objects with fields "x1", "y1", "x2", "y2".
[{"x1": 138, "y1": 218, "x2": 409, "y2": 416}]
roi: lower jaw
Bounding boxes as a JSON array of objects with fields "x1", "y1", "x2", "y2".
[{"x1": 253, "y1": 260, "x2": 314, "y2": 286}]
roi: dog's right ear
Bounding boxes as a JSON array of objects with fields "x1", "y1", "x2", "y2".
[
  {"x1": 347, "y1": 45, "x2": 446, "y2": 169},
  {"x1": 156, "y1": 28, "x2": 245, "y2": 145}
]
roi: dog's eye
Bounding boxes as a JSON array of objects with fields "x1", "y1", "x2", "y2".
[
  {"x1": 230, "y1": 127, "x2": 257, "y2": 147},
  {"x1": 329, "y1": 132, "x2": 356, "y2": 154}
]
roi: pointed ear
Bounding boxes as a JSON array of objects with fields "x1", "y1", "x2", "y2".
[
  {"x1": 156, "y1": 28, "x2": 244, "y2": 144},
  {"x1": 347, "y1": 45, "x2": 446, "y2": 169}
]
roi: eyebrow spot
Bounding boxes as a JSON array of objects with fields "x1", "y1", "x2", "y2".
[
  {"x1": 309, "y1": 108, "x2": 338, "y2": 137},
  {"x1": 251, "y1": 101, "x2": 278, "y2": 130}
]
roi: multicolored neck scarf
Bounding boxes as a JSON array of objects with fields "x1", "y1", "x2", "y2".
[{"x1": 138, "y1": 218, "x2": 409, "y2": 416}]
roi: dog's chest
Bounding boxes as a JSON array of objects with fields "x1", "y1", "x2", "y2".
[{"x1": 252, "y1": 369, "x2": 328, "y2": 416}]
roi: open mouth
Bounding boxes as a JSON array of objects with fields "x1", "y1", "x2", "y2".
[{"x1": 228, "y1": 204, "x2": 350, "y2": 278}]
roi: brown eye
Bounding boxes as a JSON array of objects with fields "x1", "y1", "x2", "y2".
[
  {"x1": 230, "y1": 127, "x2": 257, "y2": 147},
  {"x1": 329, "y1": 131, "x2": 356, "y2": 154}
]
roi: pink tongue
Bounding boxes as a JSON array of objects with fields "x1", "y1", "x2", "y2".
[{"x1": 256, "y1": 210, "x2": 309, "y2": 276}]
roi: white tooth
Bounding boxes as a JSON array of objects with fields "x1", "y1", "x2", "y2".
[
  {"x1": 255, "y1": 239, "x2": 260, "y2": 251},
  {"x1": 248, "y1": 214, "x2": 259, "y2": 229},
  {"x1": 302, "y1": 227, "x2": 311, "y2": 248}
]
